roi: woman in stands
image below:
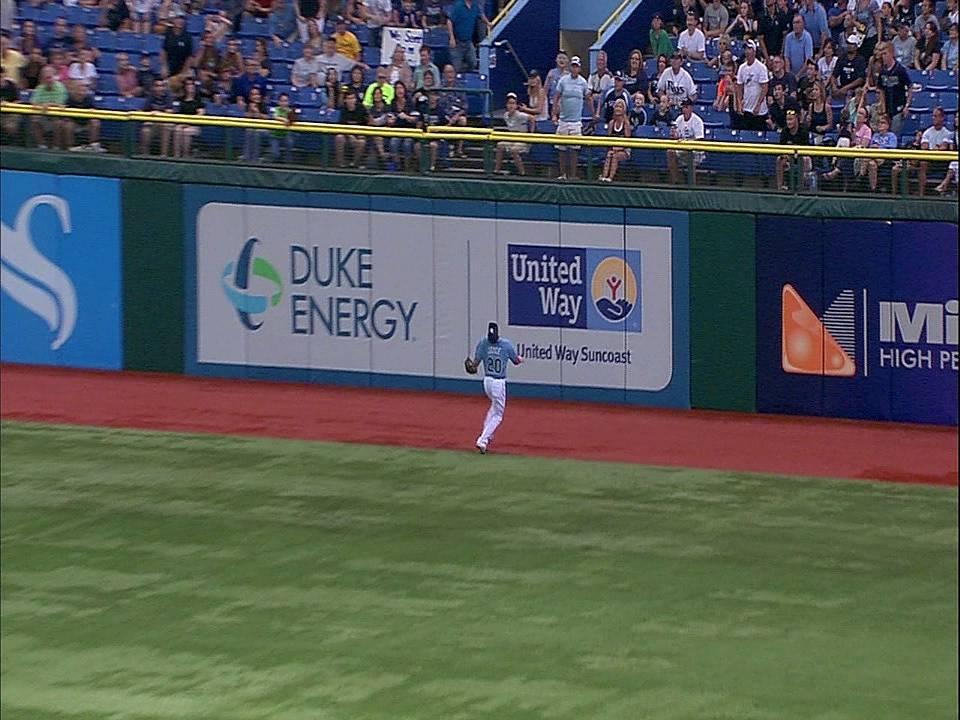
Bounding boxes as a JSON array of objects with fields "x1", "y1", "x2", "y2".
[
  {"x1": 253, "y1": 38, "x2": 272, "y2": 77},
  {"x1": 803, "y1": 82, "x2": 833, "y2": 143},
  {"x1": 623, "y1": 49, "x2": 648, "y2": 96},
  {"x1": 389, "y1": 81, "x2": 420, "y2": 170},
  {"x1": 816, "y1": 39, "x2": 838, "y2": 85},
  {"x1": 242, "y1": 85, "x2": 268, "y2": 162},
  {"x1": 367, "y1": 86, "x2": 391, "y2": 168},
  {"x1": 706, "y1": 36, "x2": 736, "y2": 69},
  {"x1": 341, "y1": 64, "x2": 366, "y2": 105},
  {"x1": 600, "y1": 98, "x2": 632, "y2": 183},
  {"x1": 648, "y1": 54, "x2": 669, "y2": 100},
  {"x1": 725, "y1": 2, "x2": 757, "y2": 40},
  {"x1": 324, "y1": 67, "x2": 342, "y2": 109},
  {"x1": 914, "y1": 20, "x2": 942, "y2": 69},
  {"x1": 387, "y1": 45, "x2": 413, "y2": 87},
  {"x1": 173, "y1": 76, "x2": 204, "y2": 158},
  {"x1": 519, "y1": 70, "x2": 549, "y2": 121}
]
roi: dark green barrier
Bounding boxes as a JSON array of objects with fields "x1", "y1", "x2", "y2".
[
  {"x1": 689, "y1": 212, "x2": 757, "y2": 412},
  {"x1": 122, "y1": 180, "x2": 184, "y2": 373}
]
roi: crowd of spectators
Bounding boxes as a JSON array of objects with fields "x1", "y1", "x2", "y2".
[{"x1": 0, "y1": 0, "x2": 955, "y2": 193}]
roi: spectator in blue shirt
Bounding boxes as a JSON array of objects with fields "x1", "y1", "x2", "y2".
[
  {"x1": 799, "y1": 0, "x2": 829, "y2": 49},
  {"x1": 864, "y1": 114, "x2": 898, "y2": 190},
  {"x1": 231, "y1": 58, "x2": 269, "y2": 103},
  {"x1": 269, "y1": 0, "x2": 298, "y2": 45},
  {"x1": 783, "y1": 15, "x2": 814, "y2": 76},
  {"x1": 447, "y1": 0, "x2": 491, "y2": 72}
]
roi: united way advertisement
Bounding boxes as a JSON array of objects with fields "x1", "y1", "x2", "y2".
[
  {"x1": 184, "y1": 188, "x2": 690, "y2": 408},
  {"x1": 0, "y1": 170, "x2": 123, "y2": 370},
  {"x1": 756, "y1": 217, "x2": 958, "y2": 425}
]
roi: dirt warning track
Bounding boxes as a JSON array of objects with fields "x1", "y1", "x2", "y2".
[{"x1": 1, "y1": 364, "x2": 956, "y2": 486}]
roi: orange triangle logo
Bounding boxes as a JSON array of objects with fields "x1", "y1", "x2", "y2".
[{"x1": 782, "y1": 284, "x2": 856, "y2": 377}]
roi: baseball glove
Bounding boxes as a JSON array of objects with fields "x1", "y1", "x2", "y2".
[{"x1": 464, "y1": 357, "x2": 479, "y2": 375}]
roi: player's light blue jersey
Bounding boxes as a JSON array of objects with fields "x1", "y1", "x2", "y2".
[{"x1": 474, "y1": 338, "x2": 518, "y2": 379}]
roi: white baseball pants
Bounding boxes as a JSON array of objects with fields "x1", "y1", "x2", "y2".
[{"x1": 477, "y1": 376, "x2": 506, "y2": 449}]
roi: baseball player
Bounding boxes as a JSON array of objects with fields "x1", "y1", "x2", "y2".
[{"x1": 464, "y1": 322, "x2": 523, "y2": 454}]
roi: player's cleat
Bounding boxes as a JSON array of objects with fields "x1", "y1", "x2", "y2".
[{"x1": 475, "y1": 444, "x2": 487, "y2": 455}]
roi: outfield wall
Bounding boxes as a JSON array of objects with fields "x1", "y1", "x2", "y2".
[{"x1": 1, "y1": 161, "x2": 956, "y2": 425}]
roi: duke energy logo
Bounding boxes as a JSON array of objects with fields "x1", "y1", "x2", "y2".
[
  {"x1": 222, "y1": 238, "x2": 283, "y2": 330},
  {"x1": 507, "y1": 244, "x2": 641, "y2": 332}
]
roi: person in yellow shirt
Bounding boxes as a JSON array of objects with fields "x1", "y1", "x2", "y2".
[
  {"x1": 362, "y1": 65, "x2": 395, "y2": 106},
  {"x1": 333, "y1": 16, "x2": 361, "y2": 61},
  {"x1": 1, "y1": 34, "x2": 26, "y2": 88}
]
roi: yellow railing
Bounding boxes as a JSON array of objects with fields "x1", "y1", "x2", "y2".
[
  {"x1": 2, "y1": 102, "x2": 957, "y2": 164},
  {"x1": 598, "y1": 0, "x2": 636, "y2": 41},
  {"x1": 490, "y1": 0, "x2": 519, "y2": 30}
]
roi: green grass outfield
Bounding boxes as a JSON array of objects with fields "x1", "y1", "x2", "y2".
[{"x1": 1, "y1": 422, "x2": 957, "y2": 720}]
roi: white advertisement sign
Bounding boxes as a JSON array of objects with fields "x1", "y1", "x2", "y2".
[
  {"x1": 195, "y1": 203, "x2": 675, "y2": 392},
  {"x1": 380, "y1": 26, "x2": 423, "y2": 67}
]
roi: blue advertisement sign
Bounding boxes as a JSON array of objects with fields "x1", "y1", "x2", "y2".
[
  {"x1": 757, "y1": 217, "x2": 958, "y2": 425},
  {"x1": 507, "y1": 243, "x2": 643, "y2": 333},
  {"x1": 0, "y1": 170, "x2": 123, "y2": 370}
]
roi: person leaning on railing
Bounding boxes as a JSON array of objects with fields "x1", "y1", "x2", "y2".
[
  {"x1": 667, "y1": 97, "x2": 705, "y2": 184},
  {"x1": 388, "y1": 81, "x2": 420, "y2": 171},
  {"x1": 494, "y1": 92, "x2": 534, "y2": 176},
  {"x1": 367, "y1": 85, "x2": 391, "y2": 168},
  {"x1": 64, "y1": 79, "x2": 104, "y2": 153},
  {"x1": 891, "y1": 106, "x2": 955, "y2": 195},
  {"x1": 0, "y1": 66, "x2": 19, "y2": 138},
  {"x1": 335, "y1": 87, "x2": 368, "y2": 167},
  {"x1": 776, "y1": 107, "x2": 812, "y2": 190},
  {"x1": 173, "y1": 76, "x2": 204, "y2": 158},
  {"x1": 30, "y1": 64, "x2": 68, "y2": 150}
]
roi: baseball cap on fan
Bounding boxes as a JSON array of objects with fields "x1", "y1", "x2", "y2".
[{"x1": 570, "y1": 56, "x2": 582, "y2": 66}]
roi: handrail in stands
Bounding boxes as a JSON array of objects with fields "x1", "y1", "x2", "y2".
[
  {"x1": 1, "y1": 102, "x2": 956, "y2": 163},
  {"x1": 597, "y1": 0, "x2": 636, "y2": 41}
]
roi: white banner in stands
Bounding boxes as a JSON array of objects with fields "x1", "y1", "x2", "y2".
[{"x1": 380, "y1": 26, "x2": 423, "y2": 66}]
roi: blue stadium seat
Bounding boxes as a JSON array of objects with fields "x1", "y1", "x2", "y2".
[
  {"x1": 699, "y1": 107, "x2": 727, "y2": 128},
  {"x1": 187, "y1": 14, "x2": 205, "y2": 34},
  {"x1": 18, "y1": 5, "x2": 42, "y2": 21},
  {"x1": 922, "y1": 70, "x2": 956, "y2": 92},
  {"x1": 39, "y1": 6, "x2": 67, "y2": 24},
  {"x1": 935, "y1": 93, "x2": 959, "y2": 112},
  {"x1": 351, "y1": 25, "x2": 371, "y2": 45},
  {"x1": 688, "y1": 62, "x2": 713, "y2": 84},
  {"x1": 271, "y1": 63, "x2": 292, "y2": 83},
  {"x1": 99, "y1": 52, "x2": 118, "y2": 72},
  {"x1": 285, "y1": 42, "x2": 304, "y2": 60},
  {"x1": 98, "y1": 95, "x2": 146, "y2": 111},
  {"x1": 644, "y1": 58, "x2": 657, "y2": 76},
  {"x1": 269, "y1": 43, "x2": 288, "y2": 60},
  {"x1": 241, "y1": 37, "x2": 258, "y2": 55},
  {"x1": 116, "y1": 33, "x2": 143, "y2": 52},
  {"x1": 910, "y1": 90, "x2": 937, "y2": 111},
  {"x1": 362, "y1": 46, "x2": 381, "y2": 66},
  {"x1": 908, "y1": 68, "x2": 926, "y2": 87},
  {"x1": 424, "y1": 27, "x2": 450, "y2": 48},
  {"x1": 94, "y1": 29, "x2": 119, "y2": 51},
  {"x1": 298, "y1": 107, "x2": 323, "y2": 122},
  {"x1": 696, "y1": 83, "x2": 718, "y2": 104},
  {"x1": 902, "y1": 112, "x2": 925, "y2": 135},
  {"x1": 240, "y1": 17, "x2": 271, "y2": 37}
]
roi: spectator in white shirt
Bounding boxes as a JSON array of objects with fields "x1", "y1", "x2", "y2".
[
  {"x1": 656, "y1": 52, "x2": 698, "y2": 112},
  {"x1": 678, "y1": 12, "x2": 707, "y2": 59},
  {"x1": 735, "y1": 39, "x2": 770, "y2": 129},
  {"x1": 292, "y1": 43, "x2": 322, "y2": 88},
  {"x1": 668, "y1": 98, "x2": 706, "y2": 183},
  {"x1": 495, "y1": 92, "x2": 535, "y2": 175},
  {"x1": 892, "y1": 107, "x2": 955, "y2": 195},
  {"x1": 68, "y1": 48, "x2": 98, "y2": 91}
]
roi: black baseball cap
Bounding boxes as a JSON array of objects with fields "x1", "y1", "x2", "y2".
[
  {"x1": 487, "y1": 322, "x2": 499, "y2": 343},
  {"x1": 681, "y1": 98, "x2": 693, "y2": 107},
  {"x1": 652, "y1": 12, "x2": 662, "y2": 18},
  {"x1": 613, "y1": 70, "x2": 625, "y2": 80},
  {"x1": 671, "y1": 51, "x2": 682, "y2": 59}
]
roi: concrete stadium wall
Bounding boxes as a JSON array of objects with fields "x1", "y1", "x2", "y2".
[{"x1": 0, "y1": 162, "x2": 956, "y2": 425}]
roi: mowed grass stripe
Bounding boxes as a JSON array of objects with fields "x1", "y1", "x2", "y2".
[{"x1": 1, "y1": 421, "x2": 956, "y2": 720}]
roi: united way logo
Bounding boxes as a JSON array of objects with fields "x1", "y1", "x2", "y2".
[
  {"x1": 507, "y1": 244, "x2": 641, "y2": 332},
  {"x1": 222, "y1": 238, "x2": 283, "y2": 330},
  {"x1": 592, "y1": 256, "x2": 638, "y2": 323},
  {"x1": 0, "y1": 195, "x2": 77, "y2": 350}
]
